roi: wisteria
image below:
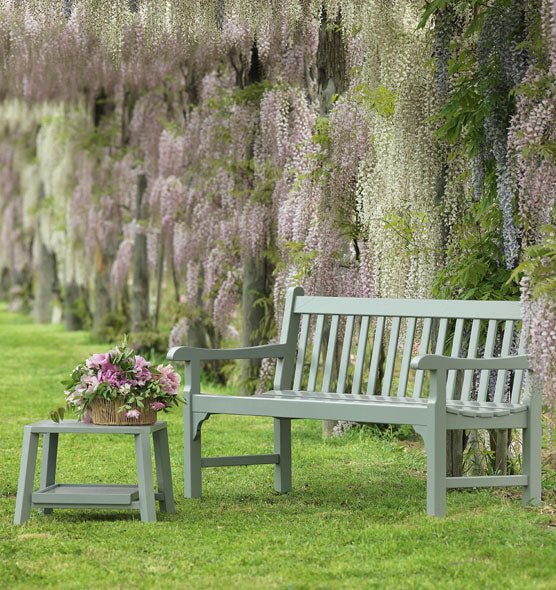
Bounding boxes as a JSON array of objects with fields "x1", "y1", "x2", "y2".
[{"x1": 0, "y1": 0, "x2": 554, "y2": 438}]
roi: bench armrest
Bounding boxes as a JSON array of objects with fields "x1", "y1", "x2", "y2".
[
  {"x1": 410, "y1": 354, "x2": 529, "y2": 371},
  {"x1": 167, "y1": 343, "x2": 288, "y2": 362}
]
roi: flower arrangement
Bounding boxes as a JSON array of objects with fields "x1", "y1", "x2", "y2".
[{"x1": 51, "y1": 340, "x2": 183, "y2": 424}]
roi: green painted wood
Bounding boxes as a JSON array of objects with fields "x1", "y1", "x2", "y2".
[
  {"x1": 494, "y1": 320, "x2": 515, "y2": 402},
  {"x1": 168, "y1": 343, "x2": 287, "y2": 362},
  {"x1": 184, "y1": 359, "x2": 202, "y2": 498},
  {"x1": 152, "y1": 427, "x2": 175, "y2": 513},
  {"x1": 413, "y1": 318, "x2": 432, "y2": 398},
  {"x1": 522, "y1": 383, "x2": 542, "y2": 505},
  {"x1": 170, "y1": 292, "x2": 538, "y2": 517},
  {"x1": 321, "y1": 315, "x2": 339, "y2": 392},
  {"x1": 14, "y1": 428, "x2": 40, "y2": 525},
  {"x1": 32, "y1": 484, "x2": 139, "y2": 505},
  {"x1": 307, "y1": 314, "x2": 325, "y2": 392},
  {"x1": 446, "y1": 318, "x2": 465, "y2": 400},
  {"x1": 366, "y1": 316, "x2": 385, "y2": 395},
  {"x1": 274, "y1": 286, "x2": 304, "y2": 390},
  {"x1": 39, "y1": 433, "x2": 58, "y2": 515},
  {"x1": 397, "y1": 317, "x2": 417, "y2": 398},
  {"x1": 511, "y1": 328, "x2": 527, "y2": 404},
  {"x1": 352, "y1": 315, "x2": 370, "y2": 394},
  {"x1": 201, "y1": 454, "x2": 280, "y2": 467},
  {"x1": 134, "y1": 432, "x2": 157, "y2": 522},
  {"x1": 27, "y1": 420, "x2": 168, "y2": 435},
  {"x1": 461, "y1": 319, "x2": 481, "y2": 401},
  {"x1": 293, "y1": 314, "x2": 310, "y2": 390},
  {"x1": 381, "y1": 316, "x2": 401, "y2": 396},
  {"x1": 478, "y1": 319, "x2": 498, "y2": 402},
  {"x1": 411, "y1": 354, "x2": 529, "y2": 371},
  {"x1": 336, "y1": 315, "x2": 355, "y2": 394},
  {"x1": 274, "y1": 418, "x2": 292, "y2": 493},
  {"x1": 294, "y1": 296, "x2": 521, "y2": 320},
  {"x1": 446, "y1": 475, "x2": 528, "y2": 488}
]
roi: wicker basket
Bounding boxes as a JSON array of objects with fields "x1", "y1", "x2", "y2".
[{"x1": 90, "y1": 398, "x2": 157, "y2": 426}]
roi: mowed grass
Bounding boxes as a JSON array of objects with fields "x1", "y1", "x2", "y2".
[{"x1": 0, "y1": 305, "x2": 555, "y2": 590}]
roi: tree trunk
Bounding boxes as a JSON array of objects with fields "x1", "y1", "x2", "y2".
[
  {"x1": 63, "y1": 281, "x2": 89, "y2": 331},
  {"x1": 240, "y1": 254, "x2": 268, "y2": 394},
  {"x1": 131, "y1": 173, "x2": 150, "y2": 333},
  {"x1": 33, "y1": 238, "x2": 58, "y2": 323},
  {"x1": 93, "y1": 242, "x2": 112, "y2": 339}
]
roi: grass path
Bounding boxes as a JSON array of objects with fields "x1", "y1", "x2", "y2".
[{"x1": 0, "y1": 305, "x2": 555, "y2": 589}]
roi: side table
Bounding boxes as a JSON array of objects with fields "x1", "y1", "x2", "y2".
[{"x1": 14, "y1": 420, "x2": 174, "y2": 524}]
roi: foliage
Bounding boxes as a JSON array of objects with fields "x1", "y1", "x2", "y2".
[{"x1": 433, "y1": 195, "x2": 520, "y2": 300}]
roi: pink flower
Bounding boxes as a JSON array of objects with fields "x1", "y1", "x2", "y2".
[
  {"x1": 134, "y1": 355, "x2": 151, "y2": 372},
  {"x1": 86, "y1": 353, "x2": 110, "y2": 369},
  {"x1": 157, "y1": 364, "x2": 180, "y2": 395},
  {"x1": 150, "y1": 401, "x2": 167, "y2": 411},
  {"x1": 81, "y1": 374, "x2": 100, "y2": 392},
  {"x1": 125, "y1": 409, "x2": 141, "y2": 419}
]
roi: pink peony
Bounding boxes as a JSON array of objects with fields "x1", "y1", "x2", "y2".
[
  {"x1": 125, "y1": 409, "x2": 141, "y2": 419},
  {"x1": 86, "y1": 353, "x2": 110, "y2": 369},
  {"x1": 150, "y1": 401, "x2": 167, "y2": 411},
  {"x1": 157, "y1": 364, "x2": 180, "y2": 395}
]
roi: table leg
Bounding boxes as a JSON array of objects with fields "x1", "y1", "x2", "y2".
[
  {"x1": 14, "y1": 428, "x2": 40, "y2": 525},
  {"x1": 134, "y1": 432, "x2": 156, "y2": 522},
  {"x1": 153, "y1": 428, "x2": 175, "y2": 514},
  {"x1": 39, "y1": 433, "x2": 59, "y2": 515}
]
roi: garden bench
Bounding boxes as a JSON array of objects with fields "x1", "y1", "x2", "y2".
[{"x1": 167, "y1": 287, "x2": 542, "y2": 517}]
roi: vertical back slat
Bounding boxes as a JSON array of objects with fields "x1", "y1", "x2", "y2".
[
  {"x1": 511, "y1": 327, "x2": 527, "y2": 404},
  {"x1": 307, "y1": 314, "x2": 325, "y2": 392},
  {"x1": 336, "y1": 315, "x2": 355, "y2": 394},
  {"x1": 381, "y1": 317, "x2": 401, "y2": 396},
  {"x1": 461, "y1": 319, "x2": 481, "y2": 401},
  {"x1": 413, "y1": 318, "x2": 432, "y2": 398},
  {"x1": 397, "y1": 317, "x2": 417, "y2": 398},
  {"x1": 366, "y1": 316, "x2": 385, "y2": 395},
  {"x1": 321, "y1": 315, "x2": 339, "y2": 393},
  {"x1": 351, "y1": 316, "x2": 370, "y2": 394},
  {"x1": 477, "y1": 320, "x2": 498, "y2": 402},
  {"x1": 446, "y1": 318, "x2": 465, "y2": 400},
  {"x1": 293, "y1": 314, "x2": 310, "y2": 390},
  {"x1": 494, "y1": 320, "x2": 515, "y2": 402},
  {"x1": 274, "y1": 286, "x2": 304, "y2": 390},
  {"x1": 435, "y1": 319, "x2": 449, "y2": 354}
]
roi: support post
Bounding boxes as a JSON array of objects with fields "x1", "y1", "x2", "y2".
[
  {"x1": 274, "y1": 418, "x2": 292, "y2": 493},
  {"x1": 39, "y1": 433, "x2": 58, "y2": 515},
  {"x1": 184, "y1": 359, "x2": 202, "y2": 498}
]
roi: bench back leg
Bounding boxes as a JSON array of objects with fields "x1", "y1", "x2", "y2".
[
  {"x1": 522, "y1": 390, "x2": 542, "y2": 506},
  {"x1": 274, "y1": 418, "x2": 292, "y2": 493}
]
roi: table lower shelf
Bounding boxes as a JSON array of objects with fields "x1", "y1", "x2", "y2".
[{"x1": 31, "y1": 483, "x2": 155, "y2": 509}]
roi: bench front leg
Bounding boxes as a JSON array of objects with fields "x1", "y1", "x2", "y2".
[
  {"x1": 522, "y1": 378, "x2": 542, "y2": 506},
  {"x1": 274, "y1": 418, "x2": 292, "y2": 493},
  {"x1": 425, "y1": 368, "x2": 447, "y2": 517}
]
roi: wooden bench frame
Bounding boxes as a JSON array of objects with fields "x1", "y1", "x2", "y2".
[{"x1": 167, "y1": 287, "x2": 542, "y2": 517}]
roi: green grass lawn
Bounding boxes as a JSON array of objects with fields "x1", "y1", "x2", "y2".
[{"x1": 0, "y1": 305, "x2": 555, "y2": 590}]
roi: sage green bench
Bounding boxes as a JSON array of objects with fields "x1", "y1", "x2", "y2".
[{"x1": 167, "y1": 287, "x2": 542, "y2": 517}]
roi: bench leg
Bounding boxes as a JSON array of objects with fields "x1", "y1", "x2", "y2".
[
  {"x1": 14, "y1": 429, "x2": 40, "y2": 525},
  {"x1": 153, "y1": 428, "x2": 175, "y2": 513},
  {"x1": 39, "y1": 433, "x2": 58, "y2": 515},
  {"x1": 184, "y1": 418, "x2": 202, "y2": 499},
  {"x1": 274, "y1": 418, "x2": 292, "y2": 493},
  {"x1": 425, "y1": 428, "x2": 446, "y2": 517},
  {"x1": 522, "y1": 396, "x2": 542, "y2": 506},
  {"x1": 135, "y1": 432, "x2": 157, "y2": 522}
]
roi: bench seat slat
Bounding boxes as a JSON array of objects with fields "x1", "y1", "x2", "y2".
[
  {"x1": 494, "y1": 320, "x2": 514, "y2": 402},
  {"x1": 477, "y1": 319, "x2": 498, "y2": 402},
  {"x1": 352, "y1": 316, "x2": 370, "y2": 394},
  {"x1": 367, "y1": 316, "x2": 385, "y2": 395},
  {"x1": 446, "y1": 318, "x2": 465, "y2": 400},
  {"x1": 321, "y1": 315, "x2": 339, "y2": 393},
  {"x1": 307, "y1": 314, "x2": 325, "y2": 392},
  {"x1": 397, "y1": 317, "x2": 417, "y2": 398},
  {"x1": 413, "y1": 318, "x2": 432, "y2": 398},
  {"x1": 461, "y1": 319, "x2": 481, "y2": 401},
  {"x1": 337, "y1": 316, "x2": 355, "y2": 394},
  {"x1": 293, "y1": 314, "x2": 310, "y2": 390},
  {"x1": 381, "y1": 317, "x2": 401, "y2": 396}
]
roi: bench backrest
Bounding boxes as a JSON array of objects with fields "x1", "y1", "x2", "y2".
[{"x1": 274, "y1": 287, "x2": 526, "y2": 404}]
